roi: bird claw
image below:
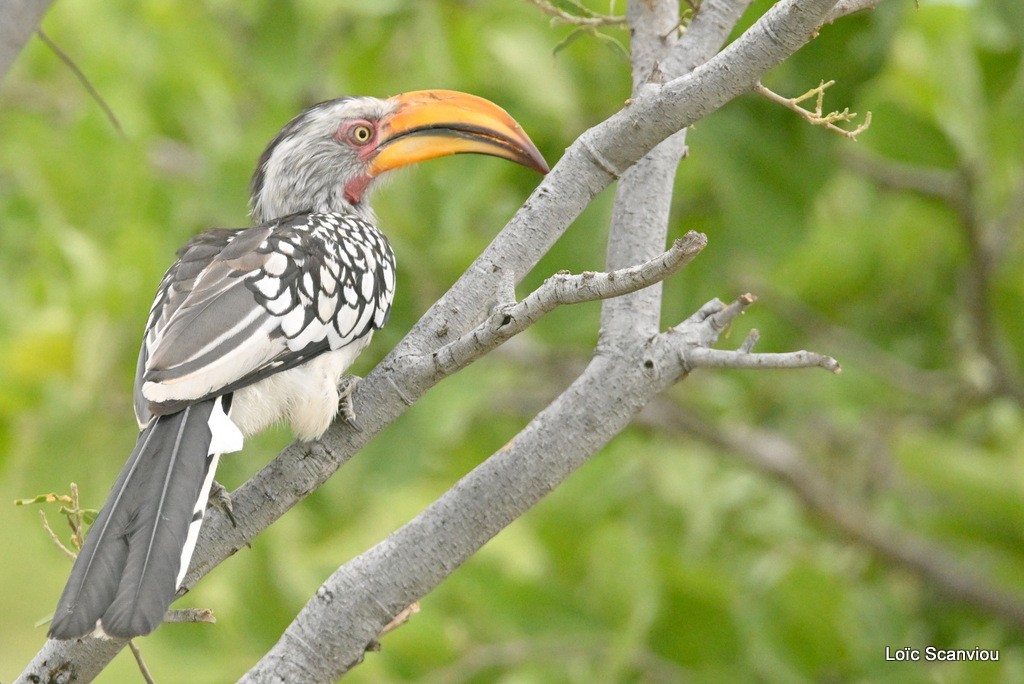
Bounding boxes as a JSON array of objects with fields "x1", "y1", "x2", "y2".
[
  {"x1": 208, "y1": 480, "x2": 238, "y2": 528},
  {"x1": 337, "y1": 374, "x2": 363, "y2": 431}
]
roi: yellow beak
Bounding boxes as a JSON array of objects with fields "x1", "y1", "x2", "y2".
[{"x1": 369, "y1": 90, "x2": 549, "y2": 177}]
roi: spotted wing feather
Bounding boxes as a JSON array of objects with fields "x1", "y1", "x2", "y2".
[{"x1": 134, "y1": 212, "x2": 396, "y2": 420}]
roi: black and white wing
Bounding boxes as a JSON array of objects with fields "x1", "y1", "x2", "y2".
[{"x1": 133, "y1": 212, "x2": 396, "y2": 425}]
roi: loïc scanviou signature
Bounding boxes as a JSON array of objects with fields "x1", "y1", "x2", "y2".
[{"x1": 885, "y1": 646, "x2": 1000, "y2": 662}]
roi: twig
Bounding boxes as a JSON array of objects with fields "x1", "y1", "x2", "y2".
[
  {"x1": 525, "y1": 0, "x2": 626, "y2": 26},
  {"x1": 35, "y1": 29, "x2": 124, "y2": 137},
  {"x1": 666, "y1": 293, "x2": 754, "y2": 351},
  {"x1": 381, "y1": 602, "x2": 420, "y2": 635},
  {"x1": 429, "y1": 232, "x2": 708, "y2": 377},
  {"x1": 695, "y1": 292, "x2": 754, "y2": 333},
  {"x1": 738, "y1": 328, "x2": 760, "y2": 354},
  {"x1": 665, "y1": 293, "x2": 841, "y2": 374},
  {"x1": 68, "y1": 482, "x2": 85, "y2": 551},
  {"x1": 684, "y1": 347, "x2": 841, "y2": 373},
  {"x1": 127, "y1": 640, "x2": 156, "y2": 684},
  {"x1": 755, "y1": 80, "x2": 870, "y2": 139},
  {"x1": 17, "y1": 483, "x2": 91, "y2": 558},
  {"x1": 40, "y1": 510, "x2": 77, "y2": 561}
]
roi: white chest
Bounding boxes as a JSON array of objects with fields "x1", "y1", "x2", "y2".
[{"x1": 229, "y1": 337, "x2": 371, "y2": 441}]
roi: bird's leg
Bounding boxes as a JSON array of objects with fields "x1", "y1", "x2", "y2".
[
  {"x1": 207, "y1": 480, "x2": 237, "y2": 528},
  {"x1": 337, "y1": 374, "x2": 363, "y2": 431}
]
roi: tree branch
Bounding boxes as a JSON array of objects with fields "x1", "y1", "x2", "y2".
[
  {"x1": 430, "y1": 232, "x2": 707, "y2": 379},
  {"x1": 126, "y1": 641, "x2": 155, "y2": 684},
  {"x1": 34, "y1": 29, "x2": 124, "y2": 136},
  {"x1": 843, "y1": 149, "x2": 964, "y2": 202},
  {"x1": 665, "y1": 0, "x2": 756, "y2": 76},
  {"x1": 668, "y1": 296, "x2": 842, "y2": 373},
  {"x1": 600, "y1": 0, "x2": 753, "y2": 345},
  {"x1": 242, "y1": 293, "x2": 793, "y2": 681},
  {"x1": 685, "y1": 347, "x2": 842, "y2": 372},
  {"x1": 599, "y1": 0, "x2": 686, "y2": 345}
]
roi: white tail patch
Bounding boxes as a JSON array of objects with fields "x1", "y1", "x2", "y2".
[
  {"x1": 174, "y1": 396, "x2": 242, "y2": 588},
  {"x1": 208, "y1": 398, "x2": 244, "y2": 454}
]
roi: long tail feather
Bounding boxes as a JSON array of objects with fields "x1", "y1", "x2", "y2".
[{"x1": 49, "y1": 395, "x2": 240, "y2": 639}]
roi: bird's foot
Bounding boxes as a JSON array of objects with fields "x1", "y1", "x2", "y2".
[
  {"x1": 208, "y1": 480, "x2": 237, "y2": 528},
  {"x1": 337, "y1": 374, "x2": 363, "y2": 431}
]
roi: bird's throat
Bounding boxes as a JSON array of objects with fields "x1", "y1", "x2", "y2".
[{"x1": 343, "y1": 173, "x2": 372, "y2": 205}]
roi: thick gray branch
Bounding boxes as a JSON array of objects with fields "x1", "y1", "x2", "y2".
[
  {"x1": 665, "y1": 0, "x2": 757, "y2": 76},
  {"x1": 0, "y1": 0, "x2": 54, "y2": 81},
  {"x1": 603, "y1": 0, "x2": 751, "y2": 344},
  {"x1": 242, "y1": 295, "x2": 759, "y2": 681},
  {"x1": 598, "y1": 128, "x2": 688, "y2": 343}
]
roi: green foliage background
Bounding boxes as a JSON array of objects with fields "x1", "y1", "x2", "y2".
[{"x1": 2, "y1": 0, "x2": 1023, "y2": 681}]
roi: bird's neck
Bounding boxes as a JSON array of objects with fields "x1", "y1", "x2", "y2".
[
  {"x1": 250, "y1": 135, "x2": 379, "y2": 225},
  {"x1": 251, "y1": 178, "x2": 376, "y2": 226}
]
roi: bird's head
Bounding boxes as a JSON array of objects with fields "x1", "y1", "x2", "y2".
[{"x1": 249, "y1": 90, "x2": 549, "y2": 224}]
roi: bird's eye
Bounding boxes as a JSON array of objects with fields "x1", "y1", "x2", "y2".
[{"x1": 348, "y1": 123, "x2": 374, "y2": 145}]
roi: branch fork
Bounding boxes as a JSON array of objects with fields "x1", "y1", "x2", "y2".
[
  {"x1": 425, "y1": 231, "x2": 708, "y2": 380},
  {"x1": 664, "y1": 293, "x2": 841, "y2": 375}
]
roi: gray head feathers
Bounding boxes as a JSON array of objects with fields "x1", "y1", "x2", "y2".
[{"x1": 249, "y1": 97, "x2": 394, "y2": 224}]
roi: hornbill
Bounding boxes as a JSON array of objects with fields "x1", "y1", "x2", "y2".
[{"x1": 48, "y1": 90, "x2": 548, "y2": 640}]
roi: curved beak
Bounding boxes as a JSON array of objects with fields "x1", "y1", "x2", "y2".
[{"x1": 369, "y1": 90, "x2": 549, "y2": 177}]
